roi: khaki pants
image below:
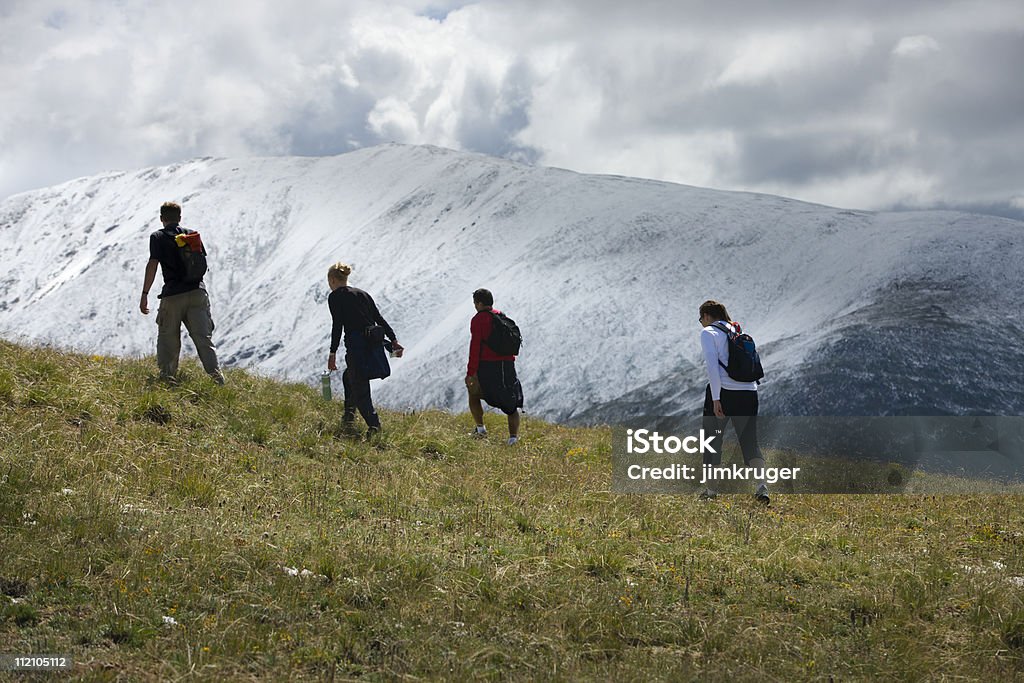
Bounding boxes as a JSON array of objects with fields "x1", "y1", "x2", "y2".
[{"x1": 156, "y1": 288, "x2": 221, "y2": 379}]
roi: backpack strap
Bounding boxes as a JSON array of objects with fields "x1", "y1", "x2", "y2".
[
  {"x1": 710, "y1": 321, "x2": 734, "y2": 337},
  {"x1": 484, "y1": 309, "x2": 499, "y2": 347},
  {"x1": 709, "y1": 322, "x2": 733, "y2": 372},
  {"x1": 161, "y1": 225, "x2": 192, "y2": 244}
]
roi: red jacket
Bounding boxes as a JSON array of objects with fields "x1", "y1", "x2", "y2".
[{"x1": 467, "y1": 308, "x2": 516, "y2": 377}]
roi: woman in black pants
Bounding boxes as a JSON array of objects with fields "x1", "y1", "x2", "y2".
[
  {"x1": 326, "y1": 262, "x2": 403, "y2": 438},
  {"x1": 698, "y1": 299, "x2": 769, "y2": 503}
]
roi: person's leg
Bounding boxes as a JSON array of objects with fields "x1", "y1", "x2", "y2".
[
  {"x1": 156, "y1": 294, "x2": 185, "y2": 379},
  {"x1": 725, "y1": 391, "x2": 762, "y2": 466},
  {"x1": 467, "y1": 374, "x2": 486, "y2": 434},
  {"x1": 181, "y1": 289, "x2": 224, "y2": 383},
  {"x1": 699, "y1": 384, "x2": 726, "y2": 498},
  {"x1": 507, "y1": 409, "x2": 520, "y2": 439},
  {"x1": 723, "y1": 390, "x2": 767, "y2": 501},
  {"x1": 340, "y1": 368, "x2": 357, "y2": 425},
  {"x1": 702, "y1": 384, "x2": 724, "y2": 468},
  {"x1": 345, "y1": 353, "x2": 380, "y2": 429},
  {"x1": 469, "y1": 395, "x2": 485, "y2": 425},
  {"x1": 503, "y1": 362, "x2": 523, "y2": 441}
]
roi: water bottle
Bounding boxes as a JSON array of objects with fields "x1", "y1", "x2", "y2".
[{"x1": 320, "y1": 371, "x2": 332, "y2": 400}]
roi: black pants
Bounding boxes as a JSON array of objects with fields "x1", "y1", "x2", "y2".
[
  {"x1": 702, "y1": 385, "x2": 761, "y2": 467},
  {"x1": 342, "y1": 354, "x2": 380, "y2": 429}
]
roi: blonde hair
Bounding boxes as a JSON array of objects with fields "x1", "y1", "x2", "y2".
[{"x1": 328, "y1": 262, "x2": 353, "y2": 283}]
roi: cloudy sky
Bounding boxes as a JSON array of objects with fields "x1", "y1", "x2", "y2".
[{"x1": 2, "y1": 0, "x2": 1023, "y2": 217}]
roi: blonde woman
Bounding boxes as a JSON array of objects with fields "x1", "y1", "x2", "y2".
[{"x1": 326, "y1": 263, "x2": 403, "y2": 437}]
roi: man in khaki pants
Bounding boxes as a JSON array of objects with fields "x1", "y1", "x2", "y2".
[{"x1": 139, "y1": 202, "x2": 225, "y2": 385}]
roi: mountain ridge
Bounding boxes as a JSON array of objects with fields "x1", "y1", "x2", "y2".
[{"x1": 1, "y1": 143, "x2": 1021, "y2": 419}]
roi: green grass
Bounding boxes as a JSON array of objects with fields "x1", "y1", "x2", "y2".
[{"x1": 1, "y1": 339, "x2": 1024, "y2": 681}]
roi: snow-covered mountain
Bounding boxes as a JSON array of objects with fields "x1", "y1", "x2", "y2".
[{"x1": 1, "y1": 144, "x2": 1021, "y2": 420}]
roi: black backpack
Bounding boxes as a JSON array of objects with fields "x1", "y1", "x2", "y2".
[
  {"x1": 712, "y1": 322, "x2": 764, "y2": 383},
  {"x1": 169, "y1": 227, "x2": 208, "y2": 284},
  {"x1": 485, "y1": 311, "x2": 522, "y2": 356}
]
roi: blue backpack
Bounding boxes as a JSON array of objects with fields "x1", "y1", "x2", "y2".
[{"x1": 712, "y1": 322, "x2": 764, "y2": 383}]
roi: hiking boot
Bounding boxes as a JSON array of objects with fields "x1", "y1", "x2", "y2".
[
  {"x1": 210, "y1": 371, "x2": 226, "y2": 386},
  {"x1": 469, "y1": 425, "x2": 487, "y2": 439},
  {"x1": 698, "y1": 488, "x2": 718, "y2": 501},
  {"x1": 506, "y1": 436, "x2": 519, "y2": 446},
  {"x1": 365, "y1": 426, "x2": 381, "y2": 441},
  {"x1": 755, "y1": 483, "x2": 770, "y2": 505}
]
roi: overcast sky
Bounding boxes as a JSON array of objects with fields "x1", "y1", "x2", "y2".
[{"x1": 2, "y1": 0, "x2": 1023, "y2": 217}]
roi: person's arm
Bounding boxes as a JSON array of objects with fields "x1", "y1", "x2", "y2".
[
  {"x1": 328, "y1": 293, "x2": 344, "y2": 370},
  {"x1": 367, "y1": 295, "x2": 403, "y2": 356},
  {"x1": 370, "y1": 297, "x2": 400, "y2": 348},
  {"x1": 466, "y1": 313, "x2": 486, "y2": 378},
  {"x1": 140, "y1": 259, "x2": 159, "y2": 314},
  {"x1": 700, "y1": 328, "x2": 725, "y2": 417}
]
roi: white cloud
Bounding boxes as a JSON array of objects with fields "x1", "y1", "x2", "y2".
[
  {"x1": 762, "y1": 168, "x2": 941, "y2": 211},
  {"x1": 715, "y1": 28, "x2": 874, "y2": 87},
  {"x1": 369, "y1": 97, "x2": 422, "y2": 141},
  {"x1": 0, "y1": 0, "x2": 1022, "y2": 217},
  {"x1": 893, "y1": 34, "x2": 940, "y2": 58}
]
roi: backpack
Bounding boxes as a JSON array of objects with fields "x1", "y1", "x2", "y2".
[
  {"x1": 171, "y1": 228, "x2": 208, "y2": 284},
  {"x1": 711, "y1": 321, "x2": 764, "y2": 383},
  {"x1": 485, "y1": 311, "x2": 522, "y2": 356}
]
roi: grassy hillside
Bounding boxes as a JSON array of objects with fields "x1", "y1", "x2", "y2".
[{"x1": 1, "y1": 340, "x2": 1023, "y2": 681}]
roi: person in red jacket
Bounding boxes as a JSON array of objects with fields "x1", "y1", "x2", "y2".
[{"x1": 465, "y1": 288, "x2": 523, "y2": 445}]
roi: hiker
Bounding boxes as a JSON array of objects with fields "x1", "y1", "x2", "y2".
[
  {"x1": 139, "y1": 202, "x2": 225, "y2": 384},
  {"x1": 466, "y1": 288, "x2": 523, "y2": 445},
  {"x1": 698, "y1": 299, "x2": 769, "y2": 503},
  {"x1": 326, "y1": 263, "x2": 403, "y2": 438}
]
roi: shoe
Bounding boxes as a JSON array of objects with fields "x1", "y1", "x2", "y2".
[
  {"x1": 470, "y1": 426, "x2": 487, "y2": 438},
  {"x1": 211, "y1": 372, "x2": 226, "y2": 386},
  {"x1": 340, "y1": 417, "x2": 361, "y2": 436},
  {"x1": 755, "y1": 483, "x2": 770, "y2": 505},
  {"x1": 365, "y1": 426, "x2": 381, "y2": 441},
  {"x1": 698, "y1": 488, "x2": 718, "y2": 500},
  {"x1": 506, "y1": 436, "x2": 519, "y2": 446}
]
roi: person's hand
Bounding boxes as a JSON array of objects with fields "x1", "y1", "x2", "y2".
[
  {"x1": 140, "y1": 292, "x2": 149, "y2": 315},
  {"x1": 465, "y1": 375, "x2": 479, "y2": 390},
  {"x1": 327, "y1": 353, "x2": 338, "y2": 372},
  {"x1": 713, "y1": 400, "x2": 725, "y2": 418},
  {"x1": 392, "y1": 341, "x2": 404, "y2": 358}
]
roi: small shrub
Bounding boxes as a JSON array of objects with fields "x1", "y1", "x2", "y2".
[
  {"x1": 419, "y1": 442, "x2": 447, "y2": 459},
  {"x1": 584, "y1": 551, "x2": 625, "y2": 580},
  {"x1": 1002, "y1": 610, "x2": 1024, "y2": 650},
  {"x1": 176, "y1": 471, "x2": 218, "y2": 507},
  {"x1": 2, "y1": 602, "x2": 40, "y2": 627},
  {"x1": 512, "y1": 511, "x2": 536, "y2": 534},
  {"x1": 139, "y1": 403, "x2": 172, "y2": 424},
  {"x1": 101, "y1": 619, "x2": 151, "y2": 647}
]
